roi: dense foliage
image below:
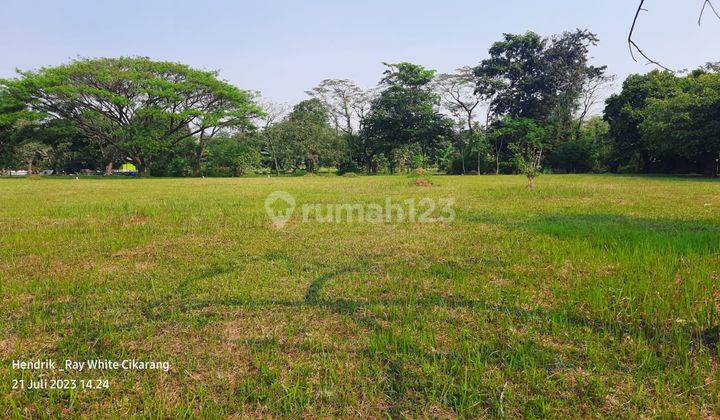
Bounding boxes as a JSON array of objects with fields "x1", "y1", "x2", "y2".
[
  {"x1": 1, "y1": 38, "x2": 718, "y2": 177},
  {"x1": 360, "y1": 63, "x2": 454, "y2": 173},
  {"x1": 605, "y1": 67, "x2": 720, "y2": 176},
  {"x1": 1, "y1": 57, "x2": 263, "y2": 175}
]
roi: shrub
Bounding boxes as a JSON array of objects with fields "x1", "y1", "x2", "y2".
[{"x1": 337, "y1": 161, "x2": 362, "y2": 175}]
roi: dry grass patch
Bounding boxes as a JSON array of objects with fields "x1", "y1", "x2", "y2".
[
  {"x1": 0, "y1": 335, "x2": 18, "y2": 354},
  {"x1": 2, "y1": 175, "x2": 720, "y2": 417},
  {"x1": 221, "y1": 307, "x2": 366, "y2": 353}
]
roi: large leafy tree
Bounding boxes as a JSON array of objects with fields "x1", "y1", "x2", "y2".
[
  {"x1": 603, "y1": 70, "x2": 678, "y2": 172},
  {"x1": 362, "y1": 62, "x2": 453, "y2": 173},
  {"x1": 474, "y1": 32, "x2": 548, "y2": 120},
  {"x1": 273, "y1": 99, "x2": 345, "y2": 173},
  {"x1": 488, "y1": 117, "x2": 547, "y2": 179},
  {"x1": 474, "y1": 30, "x2": 605, "y2": 174},
  {"x1": 0, "y1": 87, "x2": 42, "y2": 169},
  {"x1": 546, "y1": 116, "x2": 610, "y2": 174},
  {"x1": 641, "y1": 70, "x2": 720, "y2": 176},
  {"x1": 474, "y1": 30, "x2": 605, "y2": 122},
  {"x1": 1, "y1": 57, "x2": 263, "y2": 174},
  {"x1": 205, "y1": 132, "x2": 263, "y2": 177}
]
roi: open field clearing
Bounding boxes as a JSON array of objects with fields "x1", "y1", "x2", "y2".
[{"x1": 1, "y1": 174, "x2": 720, "y2": 417}]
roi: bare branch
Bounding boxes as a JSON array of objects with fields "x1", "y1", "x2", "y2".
[
  {"x1": 628, "y1": 0, "x2": 674, "y2": 72},
  {"x1": 699, "y1": 0, "x2": 720, "y2": 25},
  {"x1": 630, "y1": 0, "x2": 719, "y2": 72}
]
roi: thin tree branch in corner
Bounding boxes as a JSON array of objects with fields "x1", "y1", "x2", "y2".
[
  {"x1": 628, "y1": 0, "x2": 673, "y2": 72},
  {"x1": 630, "y1": 0, "x2": 720, "y2": 72},
  {"x1": 699, "y1": 0, "x2": 720, "y2": 25}
]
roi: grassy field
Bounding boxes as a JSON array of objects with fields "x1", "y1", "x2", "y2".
[{"x1": 1, "y1": 174, "x2": 719, "y2": 417}]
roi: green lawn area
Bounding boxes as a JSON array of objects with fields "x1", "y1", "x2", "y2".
[{"x1": 1, "y1": 174, "x2": 719, "y2": 417}]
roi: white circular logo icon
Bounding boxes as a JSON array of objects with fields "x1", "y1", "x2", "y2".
[{"x1": 264, "y1": 191, "x2": 296, "y2": 229}]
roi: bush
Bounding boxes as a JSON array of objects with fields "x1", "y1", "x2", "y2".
[
  {"x1": 204, "y1": 135, "x2": 262, "y2": 177},
  {"x1": 545, "y1": 139, "x2": 595, "y2": 173},
  {"x1": 448, "y1": 157, "x2": 465, "y2": 175},
  {"x1": 337, "y1": 161, "x2": 362, "y2": 175},
  {"x1": 342, "y1": 172, "x2": 359, "y2": 178}
]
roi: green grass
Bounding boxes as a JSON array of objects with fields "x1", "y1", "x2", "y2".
[{"x1": 1, "y1": 174, "x2": 719, "y2": 417}]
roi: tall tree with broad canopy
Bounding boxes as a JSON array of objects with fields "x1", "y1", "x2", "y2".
[
  {"x1": 1, "y1": 57, "x2": 263, "y2": 175},
  {"x1": 362, "y1": 62, "x2": 453, "y2": 173},
  {"x1": 475, "y1": 30, "x2": 606, "y2": 175},
  {"x1": 474, "y1": 30, "x2": 605, "y2": 122},
  {"x1": 273, "y1": 98, "x2": 345, "y2": 173}
]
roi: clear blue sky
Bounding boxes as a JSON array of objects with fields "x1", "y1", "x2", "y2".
[{"x1": 1, "y1": 0, "x2": 719, "y2": 106}]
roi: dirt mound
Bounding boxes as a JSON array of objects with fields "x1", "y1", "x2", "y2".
[{"x1": 414, "y1": 178, "x2": 432, "y2": 187}]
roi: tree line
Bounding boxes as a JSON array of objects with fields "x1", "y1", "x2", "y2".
[{"x1": 0, "y1": 30, "x2": 718, "y2": 177}]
